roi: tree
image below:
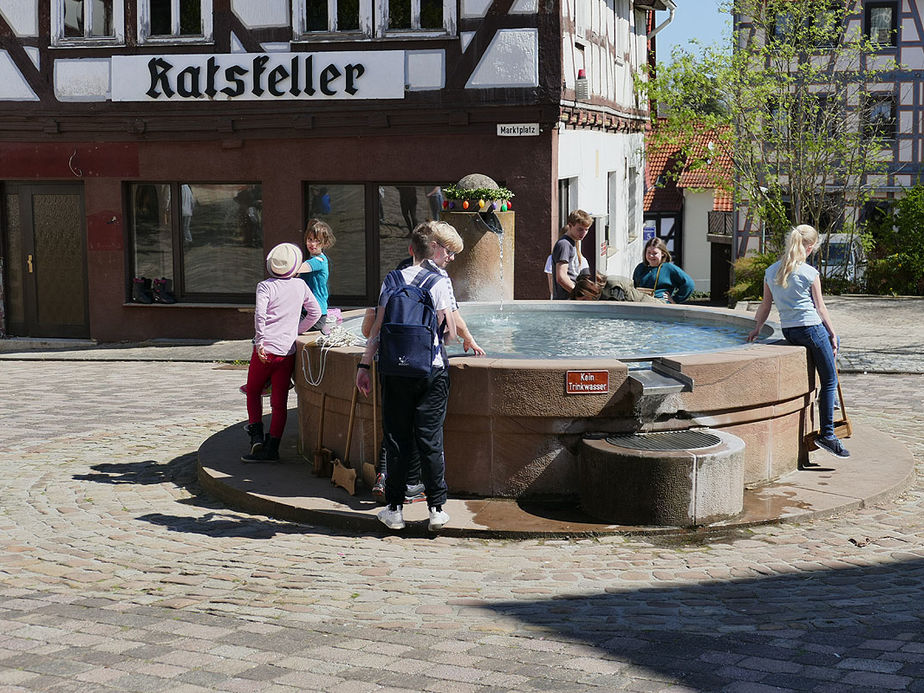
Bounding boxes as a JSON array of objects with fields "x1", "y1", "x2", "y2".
[{"x1": 644, "y1": 0, "x2": 896, "y2": 264}]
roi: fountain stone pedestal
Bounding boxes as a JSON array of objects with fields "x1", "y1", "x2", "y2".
[{"x1": 440, "y1": 210, "x2": 514, "y2": 302}]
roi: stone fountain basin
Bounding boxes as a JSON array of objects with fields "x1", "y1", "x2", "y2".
[{"x1": 295, "y1": 301, "x2": 816, "y2": 500}]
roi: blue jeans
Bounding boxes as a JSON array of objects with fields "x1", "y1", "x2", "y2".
[{"x1": 783, "y1": 324, "x2": 838, "y2": 439}]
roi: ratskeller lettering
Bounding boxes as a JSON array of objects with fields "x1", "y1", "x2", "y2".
[{"x1": 145, "y1": 55, "x2": 366, "y2": 99}]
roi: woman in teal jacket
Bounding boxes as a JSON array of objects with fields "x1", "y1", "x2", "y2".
[{"x1": 632, "y1": 237, "x2": 695, "y2": 303}]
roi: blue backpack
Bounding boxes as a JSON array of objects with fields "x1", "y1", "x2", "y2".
[{"x1": 378, "y1": 269, "x2": 445, "y2": 378}]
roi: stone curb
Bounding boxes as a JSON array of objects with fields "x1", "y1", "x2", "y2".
[{"x1": 198, "y1": 418, "x2": 916, "y2": 539}]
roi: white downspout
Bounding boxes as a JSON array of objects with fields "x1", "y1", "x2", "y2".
[{"x1": 647, "y1": 1, "x2": 677, "y2": 40}]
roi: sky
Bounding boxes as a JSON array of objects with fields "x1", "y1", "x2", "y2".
[{"x1": 654, "y1": 1, "x2": 731, "y2": 60}]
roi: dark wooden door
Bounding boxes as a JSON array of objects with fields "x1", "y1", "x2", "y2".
[{"x1": 3, "y1": 184, "x2": 89, "y2": 338}]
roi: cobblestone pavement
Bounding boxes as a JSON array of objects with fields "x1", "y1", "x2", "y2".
[{"x1": 0, "y1": 360, "x2": 922, "y2": 692}]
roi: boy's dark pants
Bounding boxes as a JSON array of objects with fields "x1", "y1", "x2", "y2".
[{"x1": 381, "y1": 368, "x2": 450, "y2": 508}]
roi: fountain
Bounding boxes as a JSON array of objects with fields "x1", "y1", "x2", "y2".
[
  {"x1": 294, "y1": 300, "x2": 816, "y2": 523},
  {"x1": 293, "y1": 173, "x2": 817, "y2": 527}
]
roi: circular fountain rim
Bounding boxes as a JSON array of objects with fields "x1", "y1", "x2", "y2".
[{"x1": 338, "y1": 299, "x2": 782, "y2": 362}]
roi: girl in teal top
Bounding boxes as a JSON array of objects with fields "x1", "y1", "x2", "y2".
[
  {"x1": 632, "y1": 237, "x2": 695, "y2": 303},
  {"x1": 298, "y1": 218, "x2": 335, "y2": 333}
]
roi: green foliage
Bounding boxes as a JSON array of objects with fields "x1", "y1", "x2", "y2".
[
  {"x1": 728, "y1": 252, "x2": 776, "y2": 302},
  {"x1": 642, "y1": 0, "x2": 895, "y2": 252},
  {"x1": 865, "y1": 185, "x2": 924, "y2": 295},
  {"x1": 442, "y1": 184, "x2": 514, "y2": 202}
]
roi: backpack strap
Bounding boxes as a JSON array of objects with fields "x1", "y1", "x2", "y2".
[
  {"x1": 383, "y1": 269, "x2": 406, "y2": 292},
  {"x1": 410, "y1": 268, "x2": 449, "y2": 348}
]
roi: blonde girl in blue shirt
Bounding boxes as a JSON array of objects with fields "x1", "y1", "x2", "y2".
[{"x1": 747, "y1": 224, "x2": 849, "y2": 459}]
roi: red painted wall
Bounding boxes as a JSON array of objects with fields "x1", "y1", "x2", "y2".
[{"x1": 2, "y1": 132, "x2": 555, "y2": 341}]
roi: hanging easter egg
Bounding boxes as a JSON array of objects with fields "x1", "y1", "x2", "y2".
[
  {"x1": 500, "y1": 202, "x2": 508, "y2": 212},
  {"x1": 491, "y1": 201, "x2": 498, "y2": 211},
  {"x1": 442, "y1": 200, "x2": 449, "y2": 209},
  {"x1": 478, "y1": 199, "x2": 486, "y2": 210},
  {"x1": 506, "y1": 200, "x2": 512, "y2": 209},
  {"x1": 462, "y1": 200, "x2": 470, "y2": 210}
]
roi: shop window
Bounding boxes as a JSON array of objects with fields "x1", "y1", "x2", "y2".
[
  {"x1": 863, "y1": 94, "x2": 897, "y2": 142},
  {"x1": 129, "y1": 183, "x2": 263, "y2": 302},
  {"x1": 376, "y1": 184, "x2": 447, "y2": 285},
  {"x1": 304, "y1": 183, "x2": 367, "y2": 298},
  {"x1": 52, "y1": 0, "x2": 124, "y2": 44},
  {"x1": 865, "y1": 2, "x2": 898, "y2": 47},
  {"x1": 293, "y1": 0, "x2": 454, "y2": 38},
  {"x1": 139, "y1": 0, "x2": 212, "y2": 42},
  {"x1": 303, "y1": 182, "x2": 449, "y2": 304}
]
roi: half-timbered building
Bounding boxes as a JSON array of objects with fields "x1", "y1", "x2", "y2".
[
  {"x1": 732, "y1": 0, "x2": 924, "y2": 260},
  {"x1": 0, "y1": 0, "x2": 672, "y2": 341}
]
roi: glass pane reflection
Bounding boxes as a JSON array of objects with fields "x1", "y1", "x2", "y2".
[
  {"x1": 306, "y1": 184, "x2": 366, "y2": 296},
  {"x1": 182, "y1": 184, "x2": 264, "y2": 294}
]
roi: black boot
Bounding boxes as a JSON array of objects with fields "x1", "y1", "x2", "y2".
[
  {"x1": 241, "y1": 435, "x2": 280, "y2": 463},
  {"x1": 244, "y1": 422, "x2": 264, "y2": 456},
  {"x1": 131, "y1": 277, "x2": 153, "y2": 304},
  {"x1": 152, "y1": 277, "x2": 177, "y2": 304}
]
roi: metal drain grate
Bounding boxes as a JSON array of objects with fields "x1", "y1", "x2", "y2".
[{"x1": 604, "y1": 430, "x2": 722, "y2": 451}]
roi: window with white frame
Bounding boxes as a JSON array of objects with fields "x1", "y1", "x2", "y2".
[
  {"x1": 293, "y1": 0, "x2": 454, "y2": 38},
  {"x1": 139, "y1": 0, "x2": 213, "y2": 43},
  {"x1": 626, "y1": 165, "x2": 638, "y2": 242},
  {"x1": 53, "y1": 0, "x2": 125, "y2": 45}
]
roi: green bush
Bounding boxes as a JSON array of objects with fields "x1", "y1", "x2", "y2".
[
  {"x1": 865, "y1": 184, "x2": 924, "y2": 295},
  {"x1": 728, "y1": 252, "x2": 776, "y2": 303}
]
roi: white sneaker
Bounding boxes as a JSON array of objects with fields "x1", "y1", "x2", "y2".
[
  {"x1": 377, "y1": 506, "x2": 405, "y2": 530},
  {"x1": 428, "y1": 507, "x2": 450, "y2": 531}
]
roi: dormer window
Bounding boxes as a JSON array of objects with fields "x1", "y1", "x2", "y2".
[
  {"x1": 139, "y1": 0, "x2": 213, "y2": 43},
  {"x1": 52, "y1": 0, "x2": 125, "y2": 45}
]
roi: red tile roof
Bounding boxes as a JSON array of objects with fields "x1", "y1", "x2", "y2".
[{"x1": 645, "y1": 123, "x2": 733, "y2": 213}]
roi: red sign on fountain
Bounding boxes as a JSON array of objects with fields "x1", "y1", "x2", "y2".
[{"x1": 565, "y1": 370, "x2": 609, "y2": 395}]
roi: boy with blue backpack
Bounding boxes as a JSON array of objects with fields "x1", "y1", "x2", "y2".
[{"x1": 355, "y1": 223, "x2": 457, "y2": 532}]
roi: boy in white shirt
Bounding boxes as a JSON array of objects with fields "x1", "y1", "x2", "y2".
[{"x1": 356, "y1": 226, "x2": 457, "y2": 531}]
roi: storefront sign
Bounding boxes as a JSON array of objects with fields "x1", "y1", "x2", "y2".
[
  {"x1": 111, "y1": 51, "x2": 405, "y2": 102},
  {"x1": 565, "y1": 370, "x2": 609, "y2": 395},
  {"x1": 497, "y1": 123, "x2": 539, "y2": 136}
]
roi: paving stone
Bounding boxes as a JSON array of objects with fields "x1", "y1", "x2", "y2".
[{"x1": 0, "y1": 339, "x2": 922, "y2": 693}]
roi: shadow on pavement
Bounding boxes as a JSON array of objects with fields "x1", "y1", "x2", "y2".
[
  {"x1": 75, "y1": 453, "x2": 312, "y2": 538},
  {"x1": 482, "y1": 557, "x2": 924, "y2": 688},
  {"x1": 74, "y1": 454, "x2": 200, "y2": 487}
]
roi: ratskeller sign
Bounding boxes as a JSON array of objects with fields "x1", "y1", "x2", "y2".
[{"x1": 111, "y1": 51, "x2": 405, "y2": 101}]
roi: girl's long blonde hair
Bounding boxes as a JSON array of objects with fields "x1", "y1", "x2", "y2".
[{"x1": 775, "y1": 224, "x2": 819, "y2": 288}]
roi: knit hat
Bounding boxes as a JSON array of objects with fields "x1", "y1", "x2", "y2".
[{"x1": 266, "y1": 243, "x2": 303, "y2": 278}]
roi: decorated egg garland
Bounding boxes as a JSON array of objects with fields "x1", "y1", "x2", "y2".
[{"x1": 440, "y1": 174, "x2": 514, "y2": 214}]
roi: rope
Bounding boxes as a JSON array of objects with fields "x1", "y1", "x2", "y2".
[{"x1": 301, "y1": 325, "x2": 364, "y2": 387}]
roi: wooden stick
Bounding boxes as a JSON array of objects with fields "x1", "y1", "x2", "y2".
[
  {"x1": 834, "y1": 365, "x2": 852, "y2": 437},
  {"x1": 344, "y1": 385, "x2": 359, "y2": 468},
  {"x1": 316, "y1": 393, "x2": 326, "y2": 453},
  {"x1": 371, "y1": 361, "x2": 379, "y2": 454}
]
